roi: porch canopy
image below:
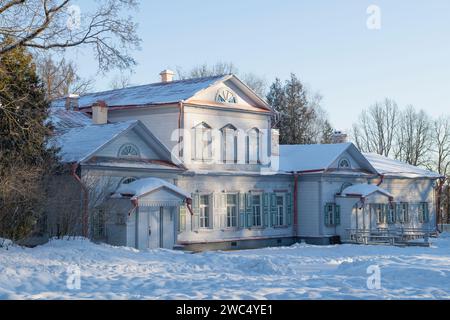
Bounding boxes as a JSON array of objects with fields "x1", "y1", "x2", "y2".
[
  {"x1": 113, "y1": 177, "x2": 191, "y2": 207},
  {"x1": 341, "y1": 184, "x2": 393, "y2": 200}
]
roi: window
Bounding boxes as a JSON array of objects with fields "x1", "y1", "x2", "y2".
[
  {"x1": 372, "y1": 204, "x2": 387, "y2": 224},
  {"x1": 118, "y1": 144, "x2": 140, "y2": 158},
  {"x1": 247, "y1": 128, "x2": 260, "y2": 164},
  {"x1": 199, "y1": 195, "x2": 211, "y2": 228},
  {"x1": 396, "y1": 203, "x2": 410, "y2": 223},
  {"x1": 193, "y1": 122, "x2": 212, "y2": 161},
  {"x1": 121, "y1": 177, "x2": 137, "y2": 185},
  {"x1": 387, "y1": 204, "x2": 396, "y2": 224},
  {"x1": 216, "y1": 88, "x2": 237, "y2": 104},
  {"x1": 252, "y1": 194, "x2": 262, "y2": 227},
  {"x1": 419, "y1": 202, "x2": 430, "y2": 223},
  {"x1": 338, "y1": 158, "x2": 350, "y2": 169},
  {"x1": 221, "y1": 124, "x2": 237, "y2": 163},
  {"x1": 275, "y1": 195, "x2": 285, "y2": 226},
  {"x1": 179, "y1": 205, "x2": 187, "y2": 232},
  {"x1": 93, "y1": 208, "x2": 106, "y2": 239},
  {"x1": 324, "y1": 203, "x2": 341, "y2": 226},
  {"x1": 226, "y1": 194, "x2": 238, "y2": 228}
]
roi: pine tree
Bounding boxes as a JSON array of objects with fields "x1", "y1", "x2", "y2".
[
  {"x1": 0, "y1": 39, "x2": 58, "y2": 241},
  {"x1": 267, "y1": 74, "x2": 318, "y2": 145},
  {"x1": 321, "y1": 120, "x2": 335, "y2": 144}
]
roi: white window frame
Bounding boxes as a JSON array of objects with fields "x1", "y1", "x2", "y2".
[
  {"x1": 247, "y1": 128, "x2": 260, "y2": 164},
  {"x1": 221, "y1": 124, "x2": 237, "y2": 164},
  {"x1": 225, "y1": 193, "x2": 238, "y2": 228},
  {"x1": 118, "y1": 143, "x2": 140, "y2": 158},
  {"x1": 338, "y1": 158, "x2": 351, "y2": 169},
  {"x1": 193, "y1": 123, "x2": 212, "y2": 162},
  {"x1": 419, "y1": 202, "x2": 429, "y2": 223},
  {"x1": 275, "y1": 194, "x2": 286, "y2": 227},
  {"x1": 199, "y1": 194, "x2": 212, "y2": 229},
  {"x1": 252, "y1": 194, "x2": 263, "y2": 227}
]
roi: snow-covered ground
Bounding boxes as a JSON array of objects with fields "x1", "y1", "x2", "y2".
[{"x1": 1, "y1": 235, "x2": 450, "y2": 300}]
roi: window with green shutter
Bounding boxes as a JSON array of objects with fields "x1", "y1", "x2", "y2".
[
  {"x1": 192, "y1": 193, "x2": 200, "y2": 230},
  {"x1": 324, "y1": 203, "x2": 334, "y2": 226},
  {"x1": 226, "y1": 194, "x2": 238, "y2": 228},
  {"x1": 286, "y1": 193, "x2": 293, "y2": 226},
  {"x1": 335, "y1": 205, "x2": 341, "y2": 225},
  {"x1": 270, "y1": 193, "x2": 277, "y2": 227},
  {"x1": 245, "y1": 193, "x2": 253, "y2": 228},
  {"x1": 239, "y1": 193, "x2": 246, "y2": 228},
  {"x1": 263, "y1": 193, "x2": 269, "y2": 227},
  {"x1": 324, "y1": 203, "x2": 340, "y2": 226},
  {"x1": 419, "y1": 202, "x2": 429, "y2": 223}
]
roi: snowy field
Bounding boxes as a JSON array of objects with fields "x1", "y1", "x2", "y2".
[{"x1": 1, "y1": 235, "x2": 450, "y2": 300}]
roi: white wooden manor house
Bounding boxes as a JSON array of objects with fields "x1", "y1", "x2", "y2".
[{"x1": 47, "y1": 70, "x2": 443, "y2": 251}]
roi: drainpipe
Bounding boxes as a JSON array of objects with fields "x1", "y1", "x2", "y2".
[
  {"x1": 128, "y1": 198, "x2": 139, "y2": 216},
  {"x1": 185, "y1": 197, "x2": 194, "y2": 216},
  {"x1": 377, "y1": 174, "x2": 385, "y2": 187},
  {"x1": 70, "y1": 163, "x2": 89, "y2": 238},
  {"x1": 293, "y1": 173, "x2": 299, "y2": 238}
]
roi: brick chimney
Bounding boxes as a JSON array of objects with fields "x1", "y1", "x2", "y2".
[
  {"x1": 65, "y1": 94, "x2": 79, "y2": 111},
  {"x1": 159, "y1": 69, "x2": 175, "y2": 83},
  {"x1": 92, "y1": 101, "x2": 108, "y2": 125},
  {"x1": 332, "y1": 131, "x2": 348, "y2": 144}
]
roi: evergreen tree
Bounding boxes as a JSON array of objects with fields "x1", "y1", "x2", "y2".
[
  {"x1": 0, "y1": 39, "x2": 58, "y2": 241},
  {"x1": 267, "y1": 74, "x2": 321, "y2": 145},
  {"x1": 321, "y1": 120, "x2": 335, "y2": 144}
]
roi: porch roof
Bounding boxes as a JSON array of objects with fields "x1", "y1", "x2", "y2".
[
  {"x1": 113, "y1": 178, "x2": 191, "y2": 201},
  {"x1": 342, "y1": 184, "x2": 393, "y2": 198}
]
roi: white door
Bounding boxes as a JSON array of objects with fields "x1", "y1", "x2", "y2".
[{"x1": 148, "y1": 208, "x2": 161, "y2": 249}]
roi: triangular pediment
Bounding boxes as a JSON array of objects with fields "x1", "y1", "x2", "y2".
[{"x1": 186, "y1": 75, "x2": 272, "y2": 113}]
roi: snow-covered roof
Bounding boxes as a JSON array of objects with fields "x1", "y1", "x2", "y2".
[
  {"x1": 47, "y1": 108, "x2": 93, "y2": 133},
  {"x1": 279, "y1": 143, "x2": 370, "y2": 173},
  {"x1": 50, "y1": 120, "x2": 137, "y2": 163},
  {"x1": 51, "y1": 75, "x2": 227, "y2": 109},
  {"x1": 363, "y1": 153, "x2": 443, "y2": 179},
  {"x1": 115, "y1": 178, "x2": 191, "y2": 199},
  {"x1": 342, "y1": 184, "x2": 393, "y2": 198}
]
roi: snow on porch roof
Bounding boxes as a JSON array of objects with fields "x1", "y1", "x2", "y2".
[
  {"x1": 363, "y1": 153, "x2": 443, "y2": 179},
  {"x1": 279, "y1": 143, "x2": 356, "y2": 172},
  {"x1": 342, "y1": 184, "x2": 393, "y2": 198},
  {"x1": 114, "y1": 178, "x2": 191, "y2": 200},
  {"x1": 50, "y1": 75, "x2": 227, "y2": 109}
]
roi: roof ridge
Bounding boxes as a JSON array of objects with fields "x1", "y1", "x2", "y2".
[{"x1": 52, "y1": 74, "x2": 228, "y2": 101}]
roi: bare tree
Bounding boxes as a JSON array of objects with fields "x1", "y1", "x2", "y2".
[
  {"x1": 36, "y1": 54, "x2": 93, "y2": 99},
  {"x1": 432, "y1": 116, "x2": 450, "y2": 176},
  {"x1": 0, "y1": 0, "x2": 141, "y2": 71},
  {"x1": 176, "y1": 62, "x2": 238, "y2": 79},
  {"x1": 176, "y1": 62, "x2": 268, "y2": 97},
  {"x1": 394, "y1": 106, "x2": 432, "y2": 167},
  {"x1": 352, "y1": 98, "x2": 399, "y2": 156},
  {"x1": 109, "y1": 72, "x2": 132, "y2": 89}
]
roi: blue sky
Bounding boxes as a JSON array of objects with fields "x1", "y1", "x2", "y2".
[{"x1": 72, "y1": 0, "x2": 450, "y2": 130}]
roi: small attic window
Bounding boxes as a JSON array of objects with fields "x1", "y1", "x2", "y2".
[
  {"x1": 338, "y1": 158, "x2": 351, "y2": 169},
  {"x1": 216, "y1": 88, "x2": 237, "y2": 104},
  {"x1": 119, "y1": 144, "x2": 140, "y2": 158},
  {"x1": 121, "y1": 177, "x2": 137, "y2": 185}
]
